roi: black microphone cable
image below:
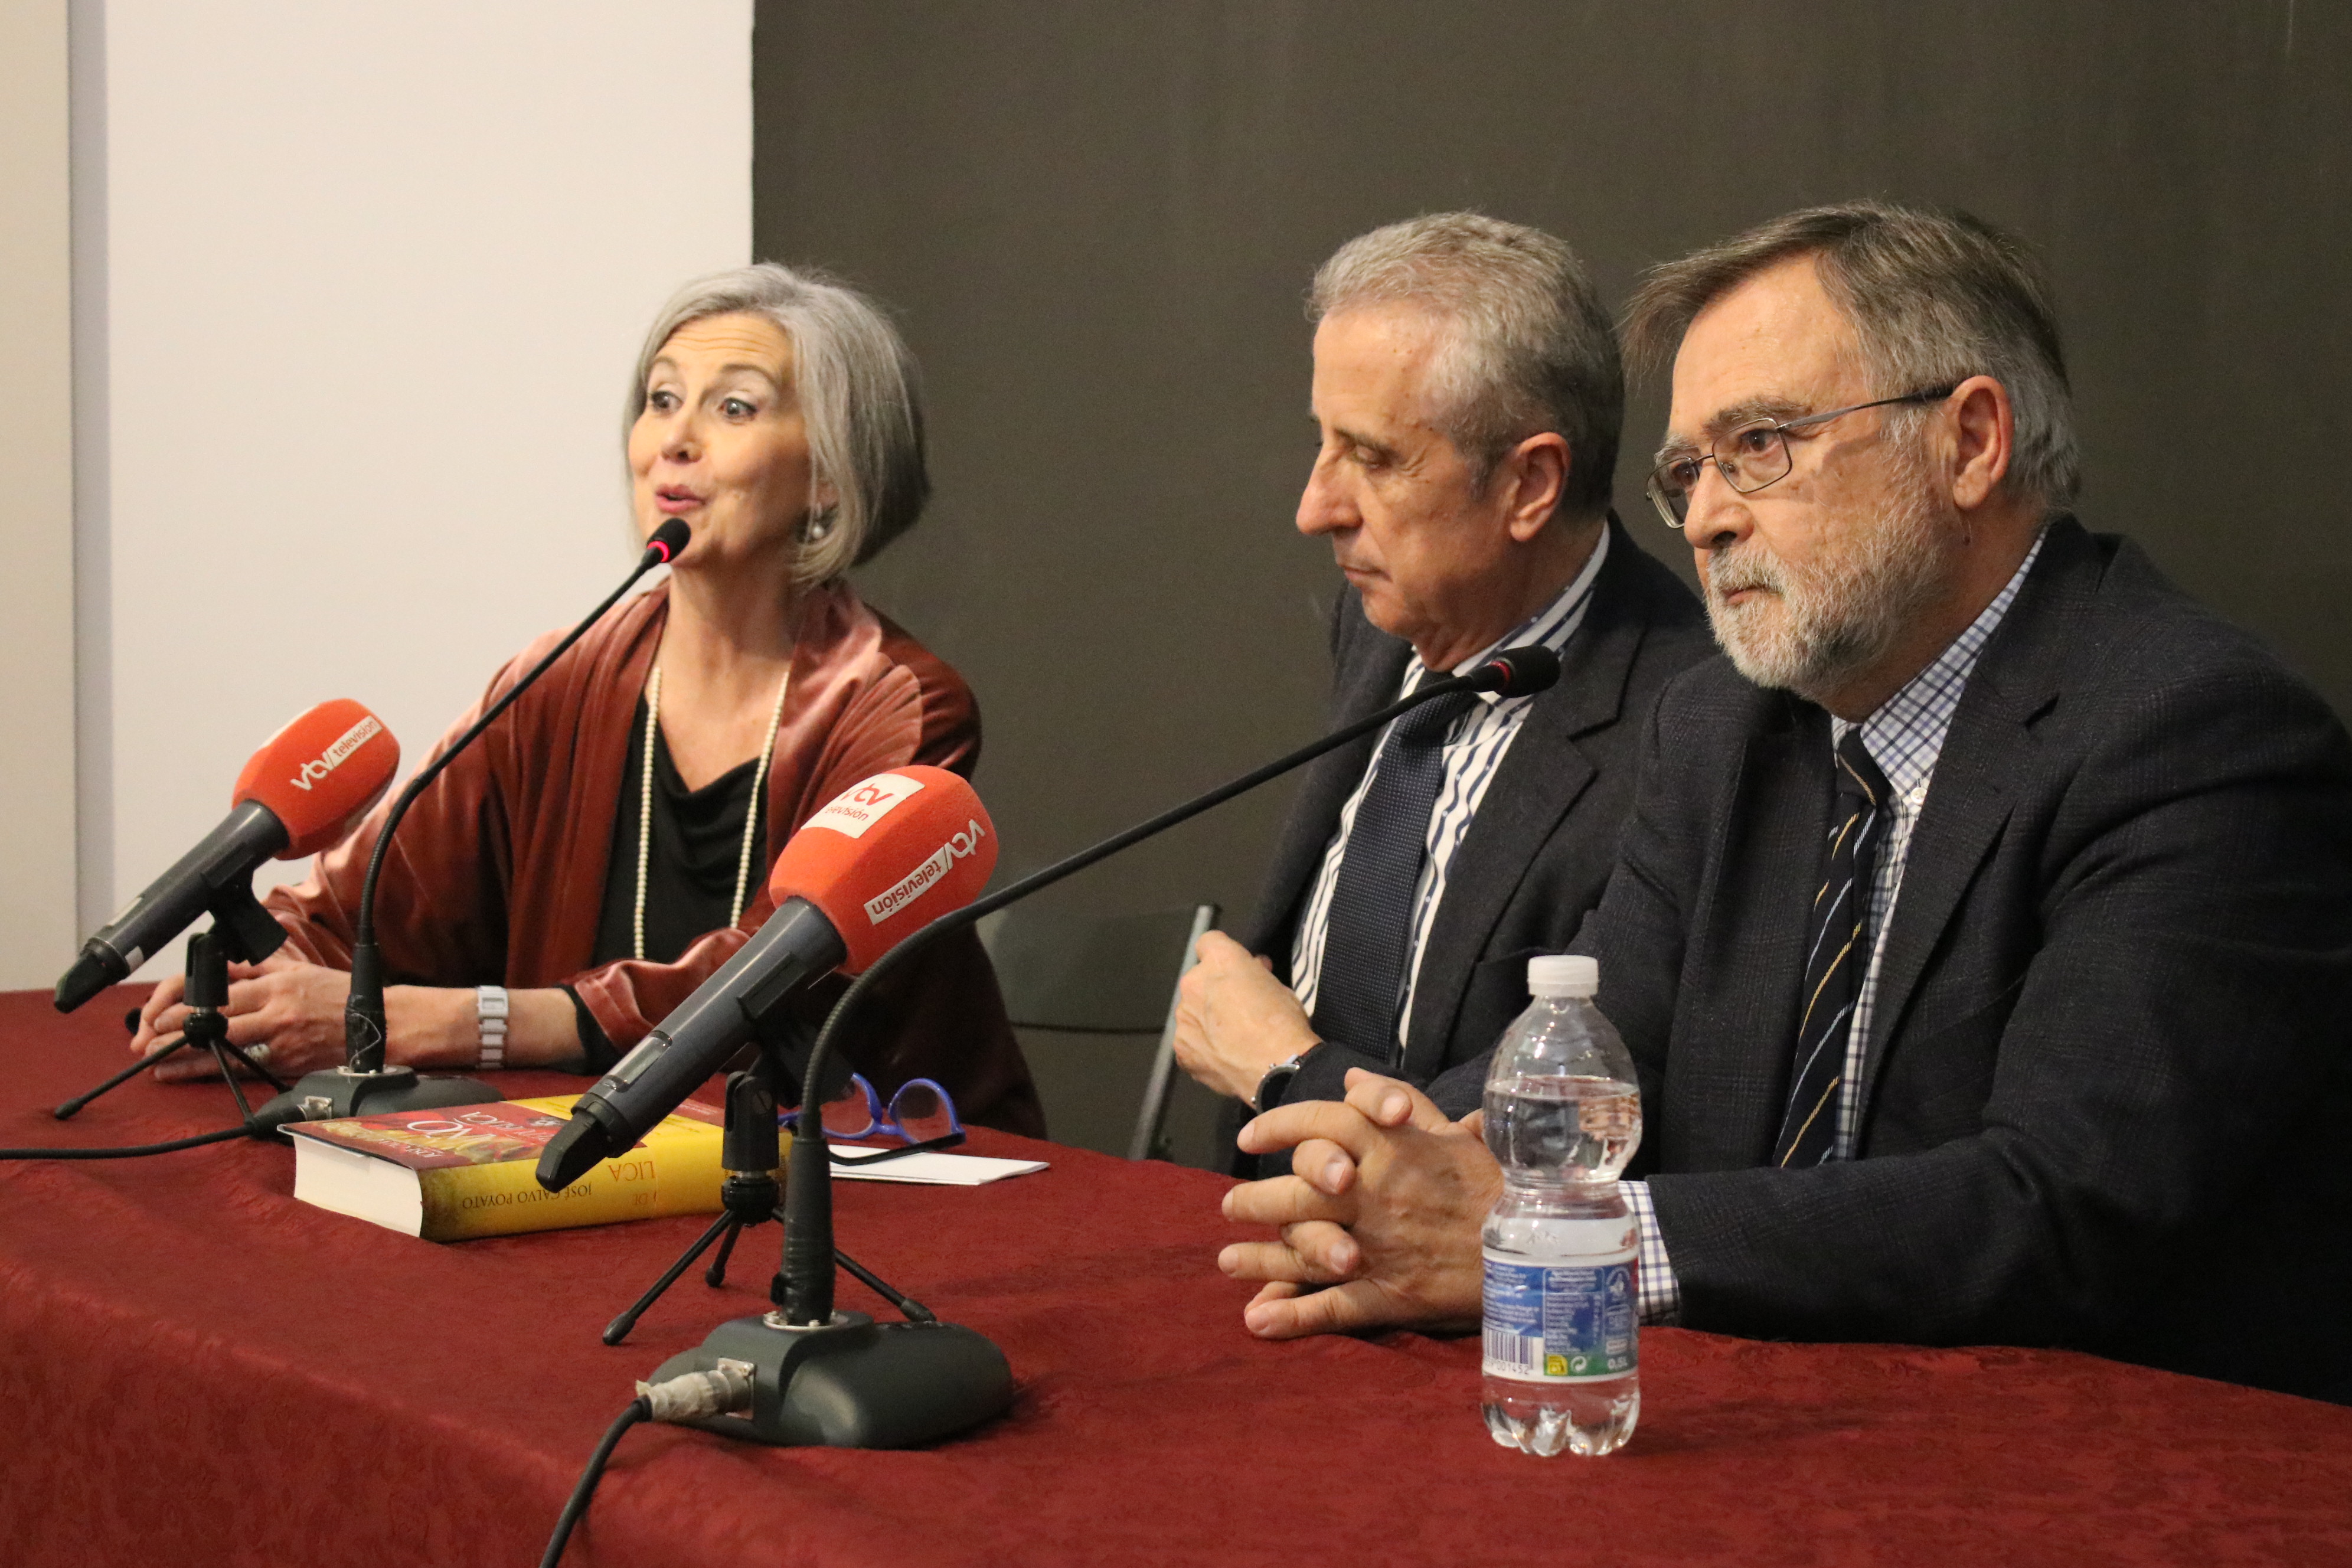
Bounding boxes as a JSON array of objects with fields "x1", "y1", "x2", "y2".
[
  {"x1": 538, "y1": 1247, "x2": 940, "y2": 1563},
  {"x1": 541, "y1": 1347, "x2": 819, "y2": 1568},
  {"x1": 0, "y1": 1126, "x2": 249, "y2": 1160},
  {"x1": 7, "y1": 999, "x2": 286, "y2": 1160},
  {"x1": 540, "y1": 1396, "x2": 651, "y2": 1568}
]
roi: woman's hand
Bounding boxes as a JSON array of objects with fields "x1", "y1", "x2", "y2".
[
  {"x1": 129, "y1": 961, "x2": 584, "y2": 1081},
  {"x1": 130, "y1": 952, "x2": 353, "y2": 1083}
]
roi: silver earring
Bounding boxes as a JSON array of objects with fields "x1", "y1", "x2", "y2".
[{"x1": 799, "y1": 508, "x2": 836, "y2": 543}]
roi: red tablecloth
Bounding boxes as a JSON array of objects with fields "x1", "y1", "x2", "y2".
[{"x1": 2, "y1": 985, "x2": 2348, "y2": 1567}]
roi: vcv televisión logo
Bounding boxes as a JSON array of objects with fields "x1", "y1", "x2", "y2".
[
  {"x1": 289, "y1": 716, "x2": 384, "y2": 792},
  {"x1": 864, "y1": 818, "x2": 988, "y2": 925}
]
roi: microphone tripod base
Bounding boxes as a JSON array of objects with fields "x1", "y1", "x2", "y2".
[
  {"x1": 649, "y1": 1311, "x2": 1012, "y2": 1449},
  {"x1": 249, "y1": 1064, "x2": 501, "y2": 1137}
]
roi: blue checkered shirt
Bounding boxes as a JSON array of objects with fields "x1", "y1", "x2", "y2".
[{"x1": 1623, "y1": 531, "x2": 2047, "y2": 1324}]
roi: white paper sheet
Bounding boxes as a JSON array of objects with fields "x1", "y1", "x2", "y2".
[{"x1": 825, "y1": 1146, "x2": 1048, "y2": 1185}]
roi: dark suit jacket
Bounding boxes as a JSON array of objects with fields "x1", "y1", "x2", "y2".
[
  {"x1": 1242, "y1": 517, "x2": 1712, "y2": 1116},
  {"x1": 1426, "y1": 519, "x2": 2352, "y2": 1400}
]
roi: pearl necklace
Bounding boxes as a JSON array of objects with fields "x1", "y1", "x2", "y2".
[{"x1": 632, "y1": 661, "x2": 792, "y2": 962}]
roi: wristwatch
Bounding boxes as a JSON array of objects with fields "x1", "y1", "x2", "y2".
[
  {"x1": 476, "y1": 984, "x2": 509, "y2": 1070},
  {"x1": 1251, "y1": 1048, "x2": 1312, "y2": 1113}
]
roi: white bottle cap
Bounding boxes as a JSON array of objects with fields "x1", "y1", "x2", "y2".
[{"x1": 1527, "y1": 954, "x2": 1598, "y2": 998}]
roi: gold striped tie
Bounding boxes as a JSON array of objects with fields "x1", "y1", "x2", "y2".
[{"x1": 1773, "y1": 730, "x2": 1890, "y2": 1168}]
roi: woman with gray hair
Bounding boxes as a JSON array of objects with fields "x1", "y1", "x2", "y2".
[{"x1": 128, "y1": 263, "x2": 1044, "y2": 1135}]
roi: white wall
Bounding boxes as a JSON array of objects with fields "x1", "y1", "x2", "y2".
[
  {"x1": 0, "y1": 0, "x2": 79, "y2": 991},
  {"x1": 74, "y1": 0, "x2": 753, "y2": 984}
]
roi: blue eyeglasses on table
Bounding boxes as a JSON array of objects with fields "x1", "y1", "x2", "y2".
[{"x1": 782, "y1": 1073, "x2": 965, "y2": 1165}]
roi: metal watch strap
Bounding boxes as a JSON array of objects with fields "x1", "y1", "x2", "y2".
[
  {"x1": 1251, "y1": 1050, "x2": 1309, "y2": 1114},
  {"x1": 476, "y1": 984, "x2": 509, "y2": 1070}
]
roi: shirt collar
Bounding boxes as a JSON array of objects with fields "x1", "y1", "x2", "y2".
[{"x1": 1835, "y1": 525, "x2": 2048, "y2": 795}]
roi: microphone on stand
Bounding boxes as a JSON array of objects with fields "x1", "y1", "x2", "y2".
[
  {"x1": 534, "y1": 763, "x2": 997, "y2": 1191},
  {"x1": 248, "y1": 518, "x2": 692, "y2": 1134},
  {"x1": 55, "y1": 701, "x2": 402, "y2": 1013},
  {"x1": 628, "y1": 643, "x2": 1562, "y2": 1451}
]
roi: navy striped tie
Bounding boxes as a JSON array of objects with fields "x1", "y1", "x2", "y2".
[
  {"x1": 1310, "y1": 687, "x2": 1479, "y2": 1065},
  {"x1": 1774, "y1": 729, "x2": 1891, "y2": 1168}
]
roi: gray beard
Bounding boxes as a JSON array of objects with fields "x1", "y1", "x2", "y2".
[{"x1": 1703, "y1": 469, "x2": 1956, "y2": 705}]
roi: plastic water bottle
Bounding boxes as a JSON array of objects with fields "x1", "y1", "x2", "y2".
[{"x1": 1479, "y1": 954, "x2": 1642, "y2": 1457}]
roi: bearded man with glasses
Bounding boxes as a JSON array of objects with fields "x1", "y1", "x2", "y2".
[{"x1": 1217, "y1": 200, "x2": 2352, "y2": 1403}]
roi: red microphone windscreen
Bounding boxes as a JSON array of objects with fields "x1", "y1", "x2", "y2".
[
  {"x1": 767, "y1": 766, "x2": 999, "y2": 973},
  {"x1": 232, "y1": 699, "x2": 403, "y2": 859}
]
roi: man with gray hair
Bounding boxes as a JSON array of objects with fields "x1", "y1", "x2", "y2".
[
  {"x1": 1219, "y1": 201, "x2": 2352, "y2": 1402},
  {"x1": 1170, "y1": 213, "x2": 1710, "y2": 1154}
]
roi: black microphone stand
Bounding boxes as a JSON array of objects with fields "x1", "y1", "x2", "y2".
[
  {"x1": 637, "y1": 648, "x2": 1557, "y2": 1449},
  {"x1": 599, "y1": 1042, "x2": 946, "y2": 1347},
  {"x1": 53, "y1": 923, "x2": 295, "y2": 1125},
  {"x1": 602, "y1": 1056, "x2": 790, "y2": 1346},
  {"x1": 53, "y1": 888, "x2": 293, "y2": 1121},
  {"x1": 249, "y1": 522, "x2": 691, "y2": 1136}
]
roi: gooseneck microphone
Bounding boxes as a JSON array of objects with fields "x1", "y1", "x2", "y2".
[
  {"x1": 600, "y1": 645, "x2": 1559, "y2": 1457},
  {"x1": 54, "y1": 700, "x2": 403, "y2": 1012},
  {"x1": 582, "y1": 766, "x2": 1008, "y2": 1451},
  {"x1": 535, "y1": 764, "x2": 998, "y2": 1192},
  {"x1": 776, "y1": 641, "x2": 1561, "y2": 1326},
  {"x1": 248, "y1": 518, "x2": 693, "y2": 1133}
]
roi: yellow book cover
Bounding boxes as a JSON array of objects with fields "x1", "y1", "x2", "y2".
[{"x1": 285, "y1": 1095, "x2": 777, "y2": 1242}]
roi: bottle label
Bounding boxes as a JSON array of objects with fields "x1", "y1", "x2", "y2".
[{"x1": 1481, "y1": 1249, "x2": 1637, "y2": 1382}]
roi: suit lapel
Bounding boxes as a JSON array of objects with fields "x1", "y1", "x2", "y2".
[
  {"x1": 1688, "y1": 708, "x2": 1834, "y2": 1165},
  {"x1": 1854, "y1": 525, "x2": 2084, "y2": 1126},
  {"x1": 1853, "y1": 735, "x2": 2018, "y2": 1112}
]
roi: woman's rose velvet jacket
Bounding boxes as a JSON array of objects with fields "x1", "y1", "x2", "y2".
[{"x1": 264, "y1": 580, "x2": 1044, "y2": 1135}]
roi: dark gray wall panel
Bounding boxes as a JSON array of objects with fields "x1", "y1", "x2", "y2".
[{"x1": 756, "y1": 0, "x2": 2349, "y2": 963}]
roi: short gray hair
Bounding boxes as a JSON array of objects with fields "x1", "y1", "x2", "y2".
[
  {"x1": 1310, "y1": 213, "x2": 1622, "y2": 520},
  {"x1": 628, "y1": 262, "x2": 929, "y2": 584},
  {"x1": 1624, "y1": 201, "x2": 2080, "y2": 512}
]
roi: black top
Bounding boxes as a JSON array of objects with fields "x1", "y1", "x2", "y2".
[{"x1": 591, "y1": 695, "x2": 769, "y2": 968}]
